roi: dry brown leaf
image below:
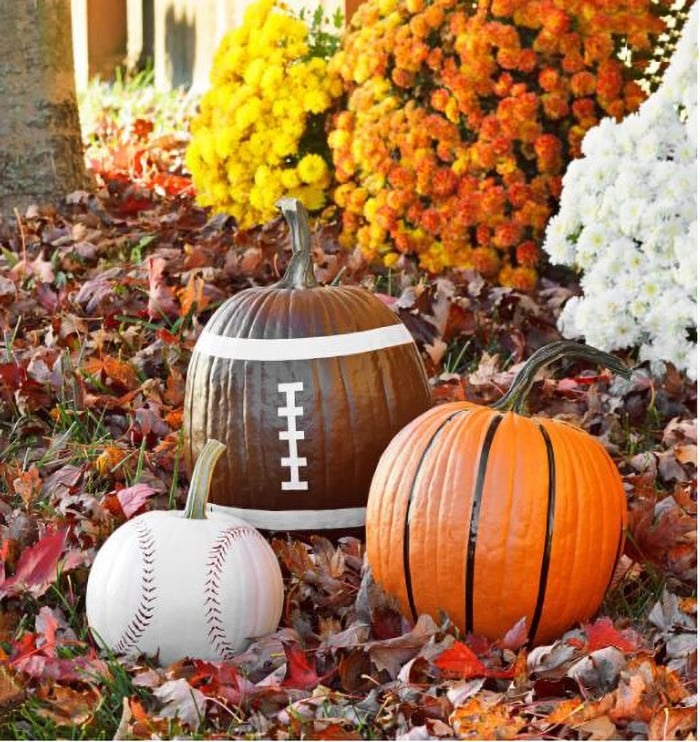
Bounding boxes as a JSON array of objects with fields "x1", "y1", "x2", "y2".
[
  {"x1": 367, "y1": 614, "x2": 438, "y2": 677},
  {"x1": 0, "y1": 662, "x2": 24, "y2": 710},
  {"x1": 35, "y1": 683, "x2": 102, "y2": 727},
  {"x1": 575, "y1": 715, "x2": 619, "y2": 740},
  {"x1": 647, "y1": 705, "x2": 697, "y2": 740},
  {"x1": 451, "y1": 695, "x2": 525, "y2": 740}
]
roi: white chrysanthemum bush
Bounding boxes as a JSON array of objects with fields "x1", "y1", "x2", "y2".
[{"x1": 543, "y1": 3, "x2": 697, "y2": 379}]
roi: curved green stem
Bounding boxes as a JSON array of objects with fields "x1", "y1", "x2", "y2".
[
  {"x1": 492, "y1": 340, "x2": 631, "y2": 414},
  {"x1": 183, "y1": 439, "x2": 226, "y2": 520},
  {"x1": 274, "y1": 197, "x2": 319, "y2": 289}
]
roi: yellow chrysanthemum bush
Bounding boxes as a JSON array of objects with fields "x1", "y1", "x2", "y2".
[
  {"x1": 186, "y1": 0, "x2": 343, "y2": 227},
  {"x1": 328, "y1": 0, "x2": 679, "y2": 289}
]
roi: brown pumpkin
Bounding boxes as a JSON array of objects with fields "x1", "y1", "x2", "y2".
[
  {"x1": 184, "y1": 198, "x2": 431, "y2": 533},
  {"x1": 365, "y1": 341, "x2": 630, "y2": 645}
]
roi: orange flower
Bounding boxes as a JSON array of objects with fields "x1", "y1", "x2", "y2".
[
  {"x1": 375, "y1": 204, "x2": 399, "y2": 231},
  {"x1": 392, "y1": 67, "x2": 415, "y2": 88},
  {"x1": 496, "y1": 46, "x2": 521, "y2": 70},
  {"x1": 624, "y1": 80, "x2": 645, "y2": 111},
  {"x1": 571, "y1": 97, "x2": 595, "y2": 122},
  {"x1": 517, "y1": 49, "x2": 537, "y2": 72},
  {"x1": 475, "y1": 223, "x2": 491, "y2": 246},
  {"x1": 538, "y1": 67, "x2": 560, "y2": 92},
  {"x1": 470, "y1": 140, "x2": 497, "y2": 171},
  {"x1": 431, "y1": 88, "x2": 450, "y2": 112},
  {"x1": 471, "y1": 247, "x2": 501, "y2": 276},
  {"x1": 424, "y1": 4, "x2": 444, "y2": 28},
  {"x1": 420, "y1": 207, "x2": 442, "y2": 234},
  {"x1": 583, "y1": 33, "x2": 614, "y2": 64},
  {"x1": 535, "y1": 134, "x2": 562, "y2": 173},
  {"x1": 542, "y1": 93, "x2": 570, "y2": 120},
  {"x1": 493, "y1": 72, "x2": 514, "y2": 97},
  {"x1": 507, "y1": 181, "x2": 532, "y2": 208},
  {"x1": 596, "y1": 59, "x2": 623, "y2": 100},
  {"x1": 328, "y1": 0, "x2": 668, "y2": 281},
  {"x1": 505, "y1": 265, "x2": 538, "y2": 292},
  {"x1": 493, "y1": 220, "x2": 522, "y2": 248},
  {"x1": 542, "y1": 7, "x2": 569, "y2": 35},
  {"x1": 515, "y1": 240, "x2": 540, "y2": 266},
  {"x1": 431, "y1": 167, "x2": 459, "y2": 197},
  {"x1": 570, "y1": 70, "x2": 597, "y2": 97}
]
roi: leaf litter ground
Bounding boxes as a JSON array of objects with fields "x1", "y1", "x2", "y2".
[{"x1": 0, "y1": 97, "x2": 696, "y2": 740}]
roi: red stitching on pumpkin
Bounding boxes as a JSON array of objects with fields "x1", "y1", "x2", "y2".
[
  {"x1": 114, "y1": 519, "x2": 156, "y2": 655},
  {"x1": 204, "y1": 525, "x2": 258, "y2": 660}
]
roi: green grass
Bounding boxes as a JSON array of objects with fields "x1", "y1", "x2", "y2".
[
  {"x1": 78, "y1": 65, "x2": 200, "y2": 145},
  {"x1": 0, "y1": 654, "x2": 149, "y2": 740}
]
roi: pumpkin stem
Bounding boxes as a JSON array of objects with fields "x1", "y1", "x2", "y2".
[
  {"x1": 274, "y1": 198, "x2": 319, "y2": 289},
  {"x1": 492, "y1": 340, "x2": 632, "y2": 414},
  {"x1": 183, "y1": 439, "x2": 226, "y2": 520}
]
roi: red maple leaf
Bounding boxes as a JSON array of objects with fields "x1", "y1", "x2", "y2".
[
  {"x1": 0, "y1": 528, "x2": 68, "y2": 599},
  {"x1": 281, "y1": 644, "x2": 334, "y2": 690},
  {"x1": 583, "y1": 617, "x2": 639, "y2": 653},
  {"x1": 434, "y1": 641, "x2": 514, "y2": 680}
]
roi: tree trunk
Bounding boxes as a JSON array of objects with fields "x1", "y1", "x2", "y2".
[{"x1": 0, "y1": 0, "x2": 91, "y2": 216}]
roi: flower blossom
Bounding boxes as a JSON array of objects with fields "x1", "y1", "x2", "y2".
[
  {"x1": 328, "y1": 0, "x2": 677, "y2": 289},
  {"x1": 186, "y1": 0, "x2": 342, "y2": 227},
  {"x1": 543, "y1": 4, "x2": 697, "y2": 378}
]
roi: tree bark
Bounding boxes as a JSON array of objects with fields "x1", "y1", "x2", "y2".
[{"x1": 0, "y1": 0, "x2": 91, "y2": 216}]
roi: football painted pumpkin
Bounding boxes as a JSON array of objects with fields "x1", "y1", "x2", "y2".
[
  {"x1": 184, "y1": 198, "x2": 431, "y2": 532},
  {"x1": 366, "y1": 341, "x2": 630, "y2": 645},
  {"x1": 86, "y1": 440, "x2": 284, "y2": 665}
]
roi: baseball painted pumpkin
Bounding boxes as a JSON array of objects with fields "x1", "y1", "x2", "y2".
[
  {"x1": 86, "y1": 440, "x2": 283, "y2": 665},
  {"x1": 366, "y1": 341, "x2": 631, "y2": 646},
  {"x1": 183, "y1": 197, "x2": 431, "y2": 533}
]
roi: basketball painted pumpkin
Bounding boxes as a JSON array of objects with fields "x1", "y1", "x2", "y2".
[
  {"x1": 366, "y1": 341, "x2": 631, "y2": 645},
  {"x1": 86, "y1": 440, "x2": 284, "y2": 665},
  {"x1": 184, "y1": 198, "x2": 431, "y2": 533}
]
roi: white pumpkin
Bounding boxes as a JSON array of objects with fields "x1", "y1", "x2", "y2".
[{"x1": 86, "y1": 439, "x2": 284, "y2": 665}]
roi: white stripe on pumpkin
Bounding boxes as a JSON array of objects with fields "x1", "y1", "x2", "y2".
[
  {"x1": 207, "y1": 504, "x2": 366, "y2": 530},
  {"x1": 193, "y1": 323, "x2": 414, "y2": 361}
]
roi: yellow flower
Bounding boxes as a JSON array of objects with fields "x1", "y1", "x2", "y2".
[
  {"x1": 243, "y1": 58, "x2": 267, "y2": 88},
  {"x1": 303, "y1": 89, "x2": 331, "y2": 114},
  {"x1": 186, "y1": 0, "x2": 340, "y2": 226},
  {"x1": 281, "y1": 168, "x2": 301, "y2": 189},
  {"x1": 297, "y1": 154, "x2": 328, "y2": 184}
]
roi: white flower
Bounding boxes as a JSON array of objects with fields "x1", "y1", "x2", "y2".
[{"x1": 542, "y1": 3, "x2": 698, "y2": 379}]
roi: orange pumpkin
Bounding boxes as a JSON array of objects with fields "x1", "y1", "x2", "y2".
[{"x1": 365, "y1": 341, "x2": 630, "y2": 645}]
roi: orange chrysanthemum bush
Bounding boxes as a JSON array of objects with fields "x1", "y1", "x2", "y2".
[{"x1": 328, "y1": 0, "x2": 672, "y2": 288}]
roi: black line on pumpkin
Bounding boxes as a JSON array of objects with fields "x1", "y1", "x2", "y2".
[
  {"x1": 403, "y1": 409, "x2": 470, "y2": 623},
  {"x1": 465, "y1": 415, "x2": 503, "y2": 635},
  {"x1": 528, "y1": 424, "x2": 557, "y2": 645}
]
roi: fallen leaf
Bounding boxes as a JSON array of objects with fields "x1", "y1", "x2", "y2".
[
  {"x1": 12, "y1": 467, "x2": 42, "y2": 509},
  {"x1": 153, "y1": 678, "x2": 207, "y2": 729},
  {"x1": 450, "y1": 695, "x2": 525, "y2": 739},
  {"x1": 147, "y1": 256, "x2": 179, "y2": 320},
  {"x1": 116, "y1": 483, "x2": 158, "y2": 518},
  {"x1": 434, "y1": 642, "x2": 492, "y2": 680},
  {"x1": 35, "y1": 683, "x2": 101, "y2": 727},
  {"x1": 500, "y1": 616, "x2": 529, "y2": 651},
  {"x1": 282, "y1": 643, "x2": 332, "y2": 690},
  {"x1": 367, "y1": 614, "x2": 438, "y2": 678},
  {"x1": 583, "y1": 617, "x2": 639, "y2": 653},
  {"x1": 0, "y1": 528, "x2": 68, "y2": 598},
  {"x1": 0, "y1": 662, "x2": 24, "y2": 710},
  {"x1": 566, "y1": 647, "x2": 626, "y2": 692},
  {"x1": 647, "y1": 705, "x2": 697, "y2": 740}
]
